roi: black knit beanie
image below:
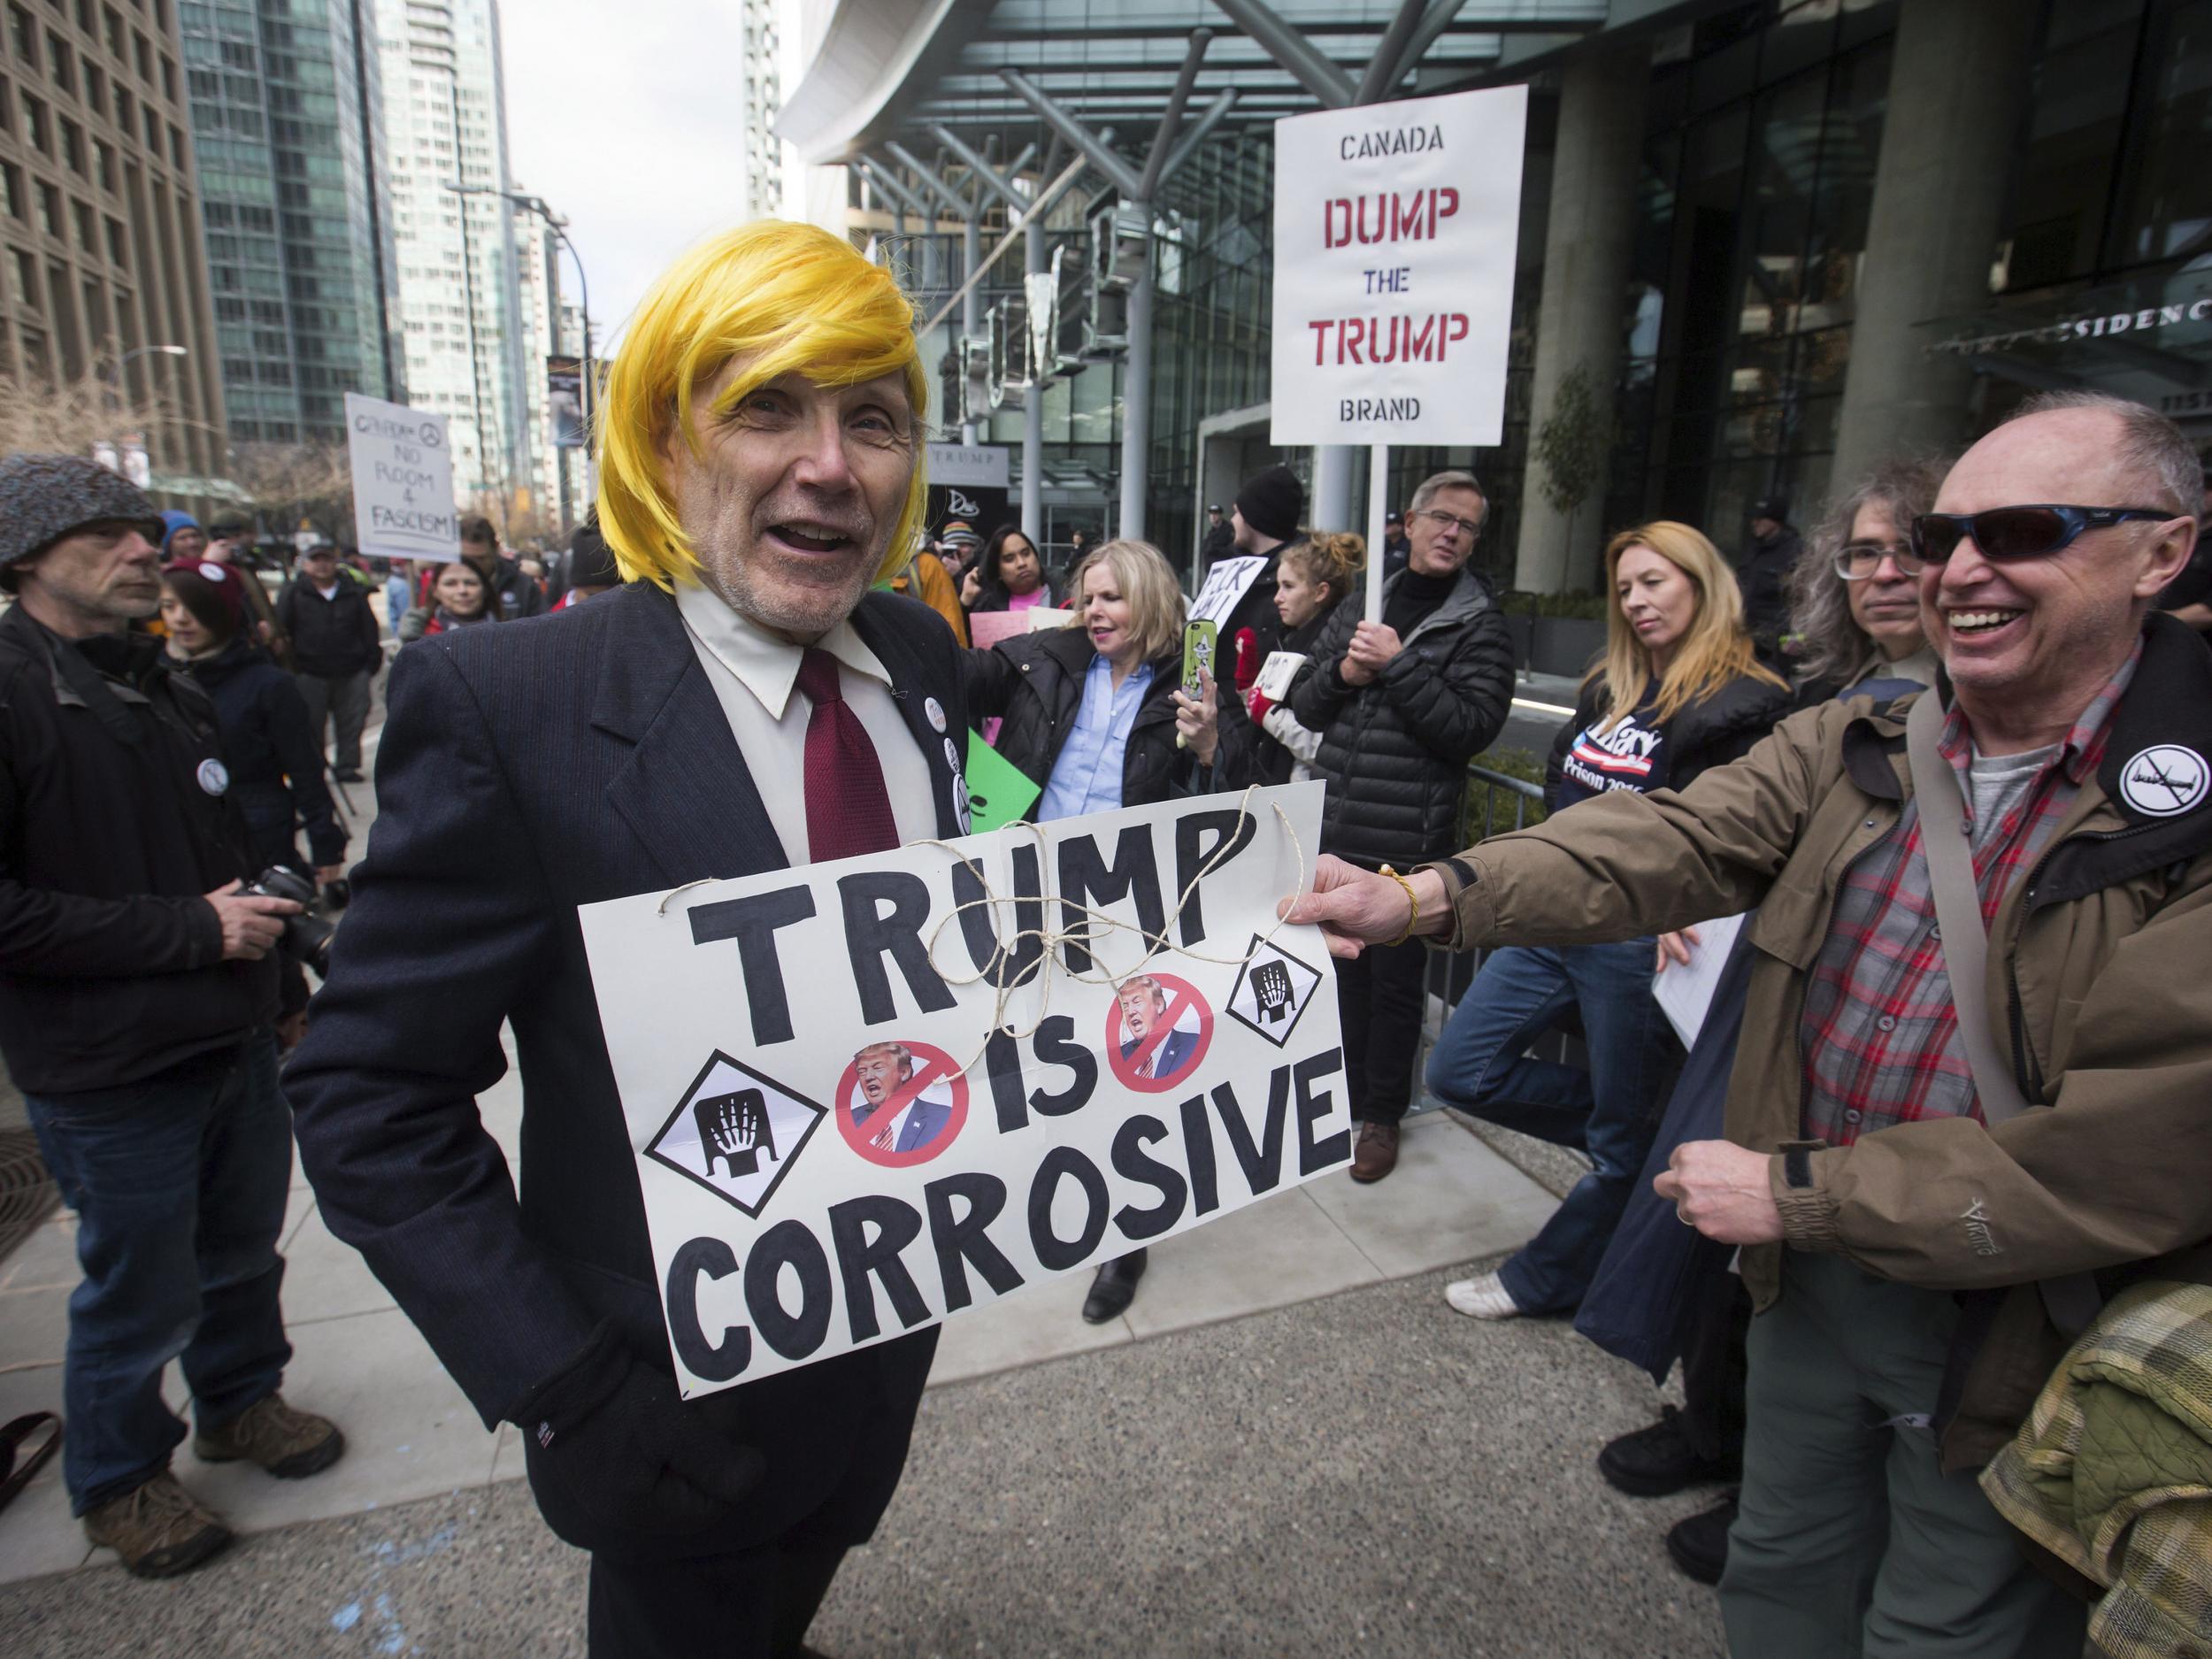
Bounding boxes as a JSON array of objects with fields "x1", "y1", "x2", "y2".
[{"x1": 1235, "y1": 465, "x2": 1304, "y2": 543}]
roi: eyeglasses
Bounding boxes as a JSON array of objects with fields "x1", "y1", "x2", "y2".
[
  {"x1": 1833, "y1": 541, "x2": 1920, "y2": 580},
  {"x1": 1909, "y1": 504, "x2": 2183, "y2": 565},
  {"x1": 1417, "y1": 507, "x2": 1484, "y2": 540}
]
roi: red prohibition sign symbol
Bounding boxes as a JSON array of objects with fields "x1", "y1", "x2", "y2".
[
  {"x1": 834, "y1": 1040, "x2": 970, "y2": 1169},
  {"x1": 1105, "y1": 971, "x2": 1214, "y2": 1094}
]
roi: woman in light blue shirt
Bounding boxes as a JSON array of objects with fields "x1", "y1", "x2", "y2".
[{"x1": 964, "y1": 538, "x2": 1225, "y2": 1323}]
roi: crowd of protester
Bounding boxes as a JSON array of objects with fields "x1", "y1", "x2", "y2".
[{"x1": 3, "y1": 213, "x2": 2210, "y2": 1659}]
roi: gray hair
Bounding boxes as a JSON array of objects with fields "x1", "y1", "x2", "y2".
[
  {"x1": 1786, "y1": 456, "x2": 1948, "y2": 687},
  {"x1": 1409, "y1": 469, "x2": 1489, "y2": 528},
  {"x1": 2005, "y1": 391, "x2": 2200, "y2": 517}
]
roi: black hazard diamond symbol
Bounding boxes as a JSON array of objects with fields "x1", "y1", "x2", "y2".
[
  {"x1": 1224, "y1": 932, "x2": 1325, "y2": 1048},
  {"x1": 645, "y1": 1051, "x2": 827, "y2": 1218}
]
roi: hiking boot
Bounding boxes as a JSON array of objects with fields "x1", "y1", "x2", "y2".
[
  {"x1": 194, "y1": 1394, "x2": 345, "y2": 1479},
  {"x1": 1665, "y1": 1490, "x2": 1739, "y2": 1586},
  {"x1": 1349, "y1": 1121, "x2": 1400, "y2": 1182},
  {"x1": 83, "y1": 1471, "x2": 233, "y2": 1578},
  {"x1": 1597, "y1": 1405, "x2": 1741, "y2": 1497}
]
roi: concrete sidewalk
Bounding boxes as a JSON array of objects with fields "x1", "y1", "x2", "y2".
[
  {"x1": 0, "y1": 1261, "x2": 1726, "y2": 1659},
  {"x1": 0, "y1": 1102, "x2": 1566, "y2": 1586}
]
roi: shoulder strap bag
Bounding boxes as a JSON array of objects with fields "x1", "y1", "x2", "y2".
[{"x1": 1905, "y1": 690, "x2": 2102, "y2": 1338}]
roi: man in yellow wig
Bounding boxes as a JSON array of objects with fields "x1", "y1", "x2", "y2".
[{"x1": 288, "y1": 222, "x2": 972, "y2": 1657}]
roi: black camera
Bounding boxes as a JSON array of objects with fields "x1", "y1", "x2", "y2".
[{"x1": 240, "y1": 866, "x2": 336, "y2": 978}]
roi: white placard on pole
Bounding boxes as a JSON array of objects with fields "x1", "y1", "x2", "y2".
[
  {"x1": 925, "y1": 442, "x2": 1011, "y2": 489},
  {"x1": 1366, "y1": 442, "x2": 1389, "y2": 624},
  {"x1": 345, "y1": 392, "x2": 459, "y2": 564},
  {"x1": 1268, "y1": 86, "x2": 1529, "y2": 451}
]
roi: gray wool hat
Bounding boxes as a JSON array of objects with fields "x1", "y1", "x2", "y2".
[{"x1": 0, "y1": 453, "x2": 165, "y2": 577}]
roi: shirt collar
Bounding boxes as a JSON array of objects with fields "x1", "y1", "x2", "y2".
[
  {"x1": 673, "y1": 579, "x2": 893, "y2": 720},
  {"x1": 1086, "y1": 652, "x2": 1152, "y2": 693},
  {"x1": 1939, "y1": 635, "x2": 2145, "y2": 785}
]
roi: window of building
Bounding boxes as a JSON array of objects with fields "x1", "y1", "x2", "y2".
[
  {"x1": 47, "y1": 32, "x2": 71, "y2": 95},
  {"x1": 35, "y1": 180, "x2": 58, "y2": 238},
  {"x1": 72, "y1": 195, "x2": 91, "y2": 250},
  {"x1": 104, "y1": 4, "x2": 119, "y2": 58},
  {"x1": 59, "y1": 117, "x2": 81, "y2": 173},
  {"x1": 9, "y1": 6, "x2": 35, "y2": 68},
  {"x1": 11, "y1": 246, "x2": 39, "y2": 310},
  {"x1": 0, "y1": 75, "x2": 10, "y2": 132},
  {"x1": 2111, "y1": 0, "x2": 2212, "y2": 268},
  {"x1": 24, "y1": 93, "x2": 48, "y2": 153},
  {"x1": 113, "y1": 84, "x2": 129, "y2": 131},
  {"x1": 0, "y1": 163, "x2": 18, "y2": 221},
  {"x1": 134, "y1": 31, "x2": 149, "y2": 81},
  {"x1": 83, "y1": 62, "x2": 102, "y2": 111},
  {"x1": 75, "y1": 0, "x2": 89, "y2": 28},
  {"x1": 167, "y1": 120, "x2": 180, "y2": 165},
  {"x1": 104, "y1": 212, "x2": 123, "y2": 263},
  {"x1": 93, "y1": 137, "x2": 111, "y2": 191},
  {"x1": 159, "y1": 54, "x2": 172, "y2": 103}
]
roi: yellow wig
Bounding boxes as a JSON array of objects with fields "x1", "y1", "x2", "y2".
[{"x1": 596, "y1": 220, "x2": 930, "y2": 590}]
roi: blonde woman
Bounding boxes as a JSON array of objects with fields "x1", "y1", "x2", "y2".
[
  {"x1": 1427, "y1": 520, "x2": 1789, "y2": 1323},
  {"x1": 961, "y1": 537, "x2": 1222, "y2": 1323}
]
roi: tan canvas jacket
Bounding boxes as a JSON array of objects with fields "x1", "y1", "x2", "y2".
[{"x1": 1420, "y1": 615, "x2": 2212, "y2": 1470}]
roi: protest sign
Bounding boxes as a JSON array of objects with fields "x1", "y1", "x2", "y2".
[
  {"x1": 1267, "y1": 87, "x2": 1528, "y2": 449},
  {"x1": 961, "y1": 733, "x2": 1040, "y2": 832},
  {"x1": 1189, "y1": 554, "x2": 1271, "y2": 626},
  {"x1": 579, "y1": 783, "x2": 1345, "y2": 1397},
  {"x1": 345, "y1": 392, "x2": 459, "y2": 564}
]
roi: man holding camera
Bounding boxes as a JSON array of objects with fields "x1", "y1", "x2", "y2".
[{"x1": 0, "y1": 455, "x2": 343, "y2": 1578}]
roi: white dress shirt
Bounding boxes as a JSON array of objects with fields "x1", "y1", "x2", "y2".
[{"x1": 674, "y1": 580, "x2": 938, "y2": 864}]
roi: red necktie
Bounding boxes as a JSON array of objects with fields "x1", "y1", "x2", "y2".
[{"x1": 796, "y1": 647, "x2": 900, "y2": 862}]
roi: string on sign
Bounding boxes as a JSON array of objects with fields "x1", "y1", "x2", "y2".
[{"x1": 911, "y1": 785, "x2": 1308, "y2": 1075}]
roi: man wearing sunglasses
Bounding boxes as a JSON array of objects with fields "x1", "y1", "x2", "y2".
[{"x1": 1289, "y1": 390, "x2": 2209, "y2": 1655}]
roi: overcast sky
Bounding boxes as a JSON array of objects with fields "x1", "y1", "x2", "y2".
[{"x1": 498, "y1": 0, "x2": 768, "y2": 351}]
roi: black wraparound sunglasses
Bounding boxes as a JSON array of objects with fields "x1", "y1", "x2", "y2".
[{"x1": 1909, "y1": 504, "x2": 2184, "y2": 565}]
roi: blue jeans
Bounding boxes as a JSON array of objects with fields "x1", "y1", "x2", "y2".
[
  {"x1": 1424, "y1": 941, "x2": 1671, "y2": 1314},
  {"x1": 24, "y1": 1032, "x2": 295, "y2": 1513}
]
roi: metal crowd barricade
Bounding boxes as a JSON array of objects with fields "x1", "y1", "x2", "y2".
[{"x1": 1409, "y1": 764, "x2": 1547, "y2": 1112}]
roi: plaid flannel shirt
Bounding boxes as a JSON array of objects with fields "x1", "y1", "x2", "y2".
[{"x1": 1798, "y1": 647, "x2": 2141, "y2": 1148}]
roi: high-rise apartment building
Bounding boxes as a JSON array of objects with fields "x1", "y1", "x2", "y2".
[
  {"x1": 0, "y1": 0, "x2": 228, "y2": 487},
  {"x1": 374, "y1": 0, "x2": 526, "y2": 513},
  {"x1": 741, "y1": 0, "x2": 777, "y2": 218},
  {"x1": 511, "y1": 200, "x2": 580, "y2": 534},
  {"x1": 180, "y1": 0, "x2": 402, "y2": 444}
]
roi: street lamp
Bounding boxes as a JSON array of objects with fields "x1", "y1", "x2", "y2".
[
  {"x1": 445, "y1": 183, "x2": 595, "y2": 495},
  {"x1": 102, "y1": 342, "x2": 187, "y2": 408}
]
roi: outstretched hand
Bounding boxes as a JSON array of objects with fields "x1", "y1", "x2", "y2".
[{"x1": 1277, "y1": 853, "x2": 1443, "y2": 960}]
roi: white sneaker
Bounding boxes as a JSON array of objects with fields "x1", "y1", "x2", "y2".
[{"x1": 1444, "y1": 1271, "x2": 1523, "y2": 1320}]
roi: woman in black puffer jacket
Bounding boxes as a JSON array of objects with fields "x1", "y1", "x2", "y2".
[
  {"x1": 1286, "y1": 472, "x2": 1517, "y2": 1180},
  {"x1": 963, "y1": 537, "x2": 1223, "y2": 1330}
]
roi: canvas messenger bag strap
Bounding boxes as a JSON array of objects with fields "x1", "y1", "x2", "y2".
[{"x1": 1904, "y1": 689, "x2": 2102, "y2": 1340}]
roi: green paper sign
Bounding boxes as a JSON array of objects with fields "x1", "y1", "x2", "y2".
[{"x1": 964, "y1": 731, "x2": 1042, "y2": 831}]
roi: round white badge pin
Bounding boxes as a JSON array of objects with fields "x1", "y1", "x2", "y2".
[
  {"x1": 197, "y1": 561, "x2": 227, "y2": 584},
  {"x1": 924, "y1": 696, "x2": 948, "y2": 733},
  {"x1": 943, "y1": 735, "x2": 962, "y2": 773},
  {"x1": 196, "y1": 758, "x2": 230, "y2": 796},
  {"x1": 2119, "y1": 745, "x2": 2208, "y2": 818}
]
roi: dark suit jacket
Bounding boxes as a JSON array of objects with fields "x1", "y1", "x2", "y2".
[
  {"x1": 285, "y1": 580, "x2": 964, "y2": 1556},
  {"x1": 1118, "y1": 1025, "x2": 1199, "y2": 1082}
]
